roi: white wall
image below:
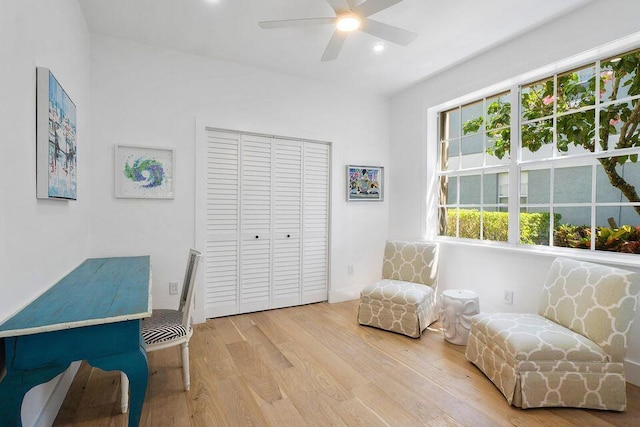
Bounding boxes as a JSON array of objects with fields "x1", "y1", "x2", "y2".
[
  {"x1": 0, "y1": 0, "x2": 90, "y2": 425},
  {"x1": 389, "y1": 0, "x2": 640, "y2": 385},
  {"x1": 88, "y1": 34, "x2": 390, "y2": 316}
]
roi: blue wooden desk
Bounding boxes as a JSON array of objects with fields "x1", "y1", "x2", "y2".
[{"x1": 0, "y1": 256, "x2": 151, "y2": 426}]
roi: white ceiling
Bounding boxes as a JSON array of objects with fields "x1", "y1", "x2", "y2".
[{"x1": 78, "y1": 0, "x2": 593, "y2": 96}]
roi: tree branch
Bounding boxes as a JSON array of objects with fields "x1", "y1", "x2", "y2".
[
  {"x1": 599, "y1": 74, "x2": 621, "y2": 151},
  {"x1": 609, "y1": 72, "x2": 621, "y2": 102},
  {"x1": 599, "y1": 157, "x2": 640, "y2": 215},
  {"x1": 620, "y1": 100, "x2": 640, "y2": 147}
]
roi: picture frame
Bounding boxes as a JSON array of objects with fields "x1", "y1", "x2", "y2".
[
  {"x1": 347, "y1": 165, "x2": 384, "y2": 201},
  {"x1": 114, "y1": 145, "x2": 175, "y2": 199},
  {"x1": 36, "y1": 67, "x2": 77, "y2": 200}
]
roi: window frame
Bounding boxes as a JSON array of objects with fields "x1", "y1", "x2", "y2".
[
  {"x1": 437, "y1": 92, "x2": 513, "y2": 242},
  {"x1": 427, "y1": 33, "x2": 640, "y2": 264}
]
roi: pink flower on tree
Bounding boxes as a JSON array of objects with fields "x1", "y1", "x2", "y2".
[
  {"x1": 600, "y1": 71, "x2": 614, "y2": 100},
  {"x1": 542, "y1": 95, "x2": 554, "y2": 106},
  {"x1": 609, "y1": 117, "x2": 621, "y2": 126},
  {"x1": 601, "y1": 70, "x2": 614, "y2": 82}
]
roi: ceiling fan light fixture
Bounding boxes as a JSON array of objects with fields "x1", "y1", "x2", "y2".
[
  {"x1": 336, "y1": 14, "x2": 361, "y2": 32},
  {"x1": 257, "y1": 0, "x2": 417, "y2": 61}
]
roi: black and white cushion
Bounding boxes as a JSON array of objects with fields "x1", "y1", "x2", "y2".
[{"x1": 142, "y1": 309, "x2": 189, "y2": 345}]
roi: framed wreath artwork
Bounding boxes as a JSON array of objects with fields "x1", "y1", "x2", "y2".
[{"x1": 114, "y1": 145, "x2": 175, "y2": 199}]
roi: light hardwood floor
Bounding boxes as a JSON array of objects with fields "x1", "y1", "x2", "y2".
[{"x1": 53, "y1": 300, "x2": 639, "y2": 426}]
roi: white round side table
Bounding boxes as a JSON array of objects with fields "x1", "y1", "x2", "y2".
[{"x1": 440, "y1": 290, "x2": 480, "y2": 345}]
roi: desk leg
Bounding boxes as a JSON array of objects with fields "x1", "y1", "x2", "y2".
[
  {"x1": 89, "y1": 344, "x2": 148, "y2": 427},
  {"x1": 0, "y1": 365, "x2": 69, "y2": 427}
]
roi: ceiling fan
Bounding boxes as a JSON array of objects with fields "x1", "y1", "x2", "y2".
[{"x1": 258, "y1": 0, "x2": 418, "y2": 61}]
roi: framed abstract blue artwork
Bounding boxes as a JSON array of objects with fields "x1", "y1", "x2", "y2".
[
  {"x1": 36, "y1": 67, "x2": 77, "y2": 200},
  {"x1": 114, "y1": 145, "x2": 175, "y2": 199},
  {"x1": 347, "y1": 165, "x2": 384, "y2": 201}
]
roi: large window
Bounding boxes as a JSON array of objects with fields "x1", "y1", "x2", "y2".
[{"x1": 437, "y1": 48, "x2": 640, "y2": 255}]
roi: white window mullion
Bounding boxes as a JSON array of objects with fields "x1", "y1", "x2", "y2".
[
  {"x1": 549, "y1": 165, "x2": 556, "y2": 248},
  {"x1": 590, "y1": 163, "x2": 598, "y2": 251},
  {"x1": 508, "y1": 86, "x2": 520, "y2": 245},
  {"x1": 455, "y1": 175, "x2": 460, "y2": 238},
  {"x1": 480, "y1": 171, "x2": 484, "y2": 241},
  {"x1": 595, "y1": 59, "x2": 602, "y2": 154},
  {"x1": 480, "y1": 98, "x2": 486, "y2": 241},
  {"x1": 552, "y1": 74, "x2": 558, "y2": 158}
]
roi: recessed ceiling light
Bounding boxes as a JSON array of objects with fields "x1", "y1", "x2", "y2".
[
  {"x1": 373, "y1": 43, "x2": 385, "y2": 53},
  {"x1": 336, "y1": 14, "x2": 361, "y2": 32}
]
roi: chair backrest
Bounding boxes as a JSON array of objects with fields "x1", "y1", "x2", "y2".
[
  {"x1": 381, "y1": 240, "x2": 438, "y2": 287},
  {"x1": 180, "y1": 249, "x2": 202, "y2": 330},
  {"x1": 538, "y1": 257, "x2": 640, "y2": 362}
]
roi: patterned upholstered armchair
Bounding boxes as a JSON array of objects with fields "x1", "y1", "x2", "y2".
[
  {"x1": 465, "y1": 257, "x2": 640, "y2": 411},
  {"x1": 357, "y1": 241, "x2": 439, "y2": 338}
]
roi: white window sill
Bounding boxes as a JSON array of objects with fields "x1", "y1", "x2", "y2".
[{"x1": 433, "y1": 236, "x2": 640, "y2": 269}]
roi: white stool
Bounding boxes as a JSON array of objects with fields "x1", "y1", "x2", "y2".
[{"x1": 440, "y1": 290, "x2": 480, "y2": 345}]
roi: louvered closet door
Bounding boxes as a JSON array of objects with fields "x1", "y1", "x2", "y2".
[
  {"x1": 302, "y1": 142, "x2": 330, "y2": 304},
  {"x1": 239, "y1": 135, "x2": 272, "y2": 313},
  {"x1": 272, "y1": 139, "x2": 303, "y2": 309},
  {"x1": 204, "y1": 130, "x2": 240, "y2": 318}
]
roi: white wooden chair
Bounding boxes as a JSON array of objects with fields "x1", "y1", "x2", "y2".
[{"x1": 121, "y1": 249, "x2": 202, "y2": 413}]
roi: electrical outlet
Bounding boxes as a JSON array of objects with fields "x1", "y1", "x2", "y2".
[
  {"x1": 504, "y1": 290, "x2": 514, "y2": 305},
  {"x1": 347, "y1": 265, "x2": 354, "y2": 276},
  {"x1": 169, "y1": 281, "x2": 179, "y2": 295}
]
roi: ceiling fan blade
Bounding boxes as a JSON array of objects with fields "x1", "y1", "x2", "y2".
[
  {"x1": 321, "y1": 30, "x2": 348, "y2": 62},
  {"x1": 259, "y1": 17, "x2": 335, "y2": 29},
  {"x1": 360, "y1": 18, "x2": 417, "y2": 45},
  {"x1": 325, "y1": 0, "x2": 351, "y2": 14},
  {"x1": 353, "y1": 0, "x2": 403, "y2": 17}
]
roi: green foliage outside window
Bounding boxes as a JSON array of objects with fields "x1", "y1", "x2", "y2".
[
  {"x1": 445, "y1": 209, "x2": 554, "y2": 245},
  {"x1": 444, "y1": 209, "x2": 640, "y2": 253},
  {"x1": 520, "y1": 212, "x2": 556, "y2": 245},
  {"x1": 554, "y1": 224, "x2": 640, "y2": 254}
]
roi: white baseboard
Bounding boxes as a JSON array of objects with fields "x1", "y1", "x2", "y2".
[
  {"x1": 328, "y1": 287, "x2": 361, "y2": 303},
  {"x1": 31, "y1": 361, "x2": 81, "y2": 427},
  {"x1": 625, "y1": 358, "x2": 640, "y2": 387}
]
